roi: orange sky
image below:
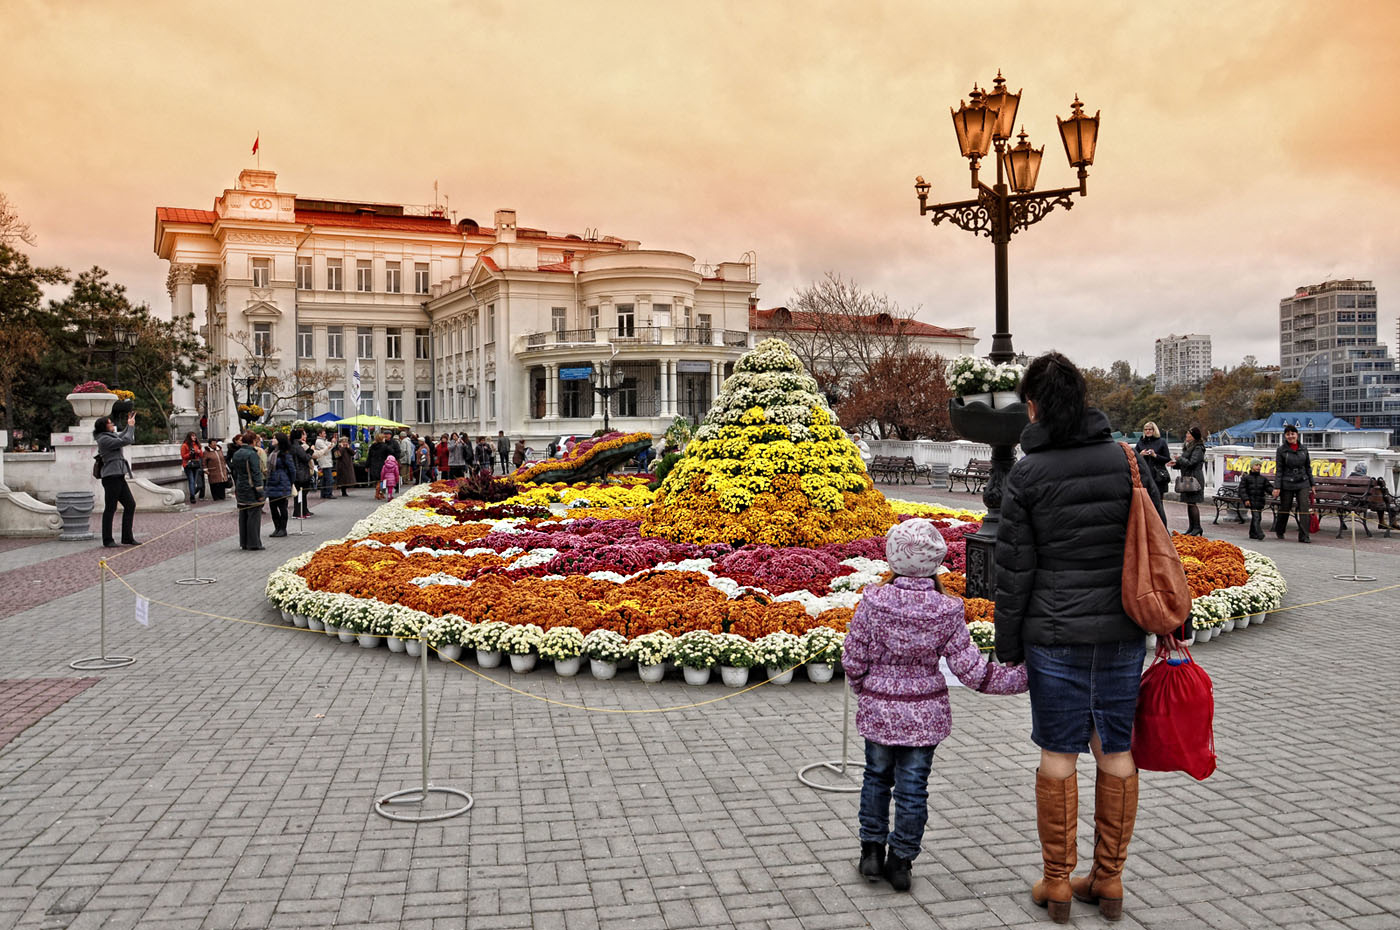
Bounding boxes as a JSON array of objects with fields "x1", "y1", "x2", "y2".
[{"x1": 4, "y1": 0, "x2": 1399, "y2": 372}]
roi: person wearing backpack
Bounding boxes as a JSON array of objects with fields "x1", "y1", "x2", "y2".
[{"x1": 994, "y1": 352, "x2": 1168, "y2": 924}]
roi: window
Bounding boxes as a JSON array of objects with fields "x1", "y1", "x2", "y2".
[
  {"x1": 616, "y1": 377, "x2": 637, "y2": 417},
  {"x1": 653, "y1": 302, "x2": 671, "y2": 325},
  {"x1": 329, "y1": 390, "x2": 344, "y2": 417},
  {"x1": 468, "y1": 319, "x2": 477, "y2": 351},
  {"x1": 357, "y1": 326, "x2": 374, "y2": 359},
  {"x1": 297, "y1": 324, "x2": 313, "y2": 359},
  {"x1": 562, "y1": 380, "x2": 587, "y2": 418},
  {"x1": 361, "y1": 390, "x2": 375, "y2": 415},
  {"x1": 327, "y1": 325, "x2": 344, "y2": 359},
  {"x1": 487, "y1": 305, "x2": 496, "y2": 343},
  {"x1": 414, "y1": 262, "x2": 430, "y2": 294},
  {"x1": 385, "y1": 261, "x2": 401, "y2": 294},
  {"x1": 415, "y1": 327, "x2": 430, "y2": 359},
  {"x1": 416, "y1": 390, "x2": 432, "y2": 424},
  {"x1": 387, "y1": 391, "x2": 403, "y2": 423},
  {"x1": 296, "y1": 257, "x2": 313, "y2": 290},
  {"x1": 251, "y1": 258, "x2": 270, "y2": 288},
  {"x1": 253, "y1": 322, "x2": 273, "y2": 357},
  {"x1": 698, "y1": 313, "x2": 712, "y2": 340},
  {"x1": 386, "y1": 327, "x2": 402, "y2": 359},
  {"x1": 588, "y1": 306, "x2": 599, "y2": 336},
  {"x1": 326, "y1": 258, "x2": 343, "y2": 291},
  {"x1": 552, "y1": 306, "x2": 567, "y2": 334},
  {"x1": 488, "y1": 379, "x2": 496, "y2": 418},
  {"x1": 1339, "y1": 295, "x2": 1357, "y2": 308},
  {"x1": 356, "y1": 260, "x2": 373, "y2": 292},
  {"x1": 616, "y1": 303, "x2": 635, "y2": 338}
]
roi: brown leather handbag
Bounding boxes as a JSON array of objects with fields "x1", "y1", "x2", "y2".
[{"x1": 1119, "y1": 442, "x2": 1192, "y2": 635}]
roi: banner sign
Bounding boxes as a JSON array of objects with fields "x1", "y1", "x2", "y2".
[
  {"x1": 559, "y1": 367, "x2": 592, "y2": 381},
  {"x1": 1222, "y1": 454, "x2": 1347, "y2": 483},
  {"x1": 677, "y1": 360, "x2": 710, "y2": 373},
  {"x1": 350, "y1": 367, "x2": 362, "y2": 411}
]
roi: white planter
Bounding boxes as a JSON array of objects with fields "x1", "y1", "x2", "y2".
[
  {"x1": 1221, "y1": 618, "x2": 1236, "y2": 633},
  {"x1": 961, "y1": 392, "x2": 993, "y2": 407},
  {"x1": 67, "y1": 391, "x2": 118, "y2": 425},
  {"x1": 292, "y1": 614, "x2": 309, "y2": 629},
  {"x1": 637, "y1": 662, "x2": 666, "y2": 683},
  {"x1": 590, "y1": 658, "x2": 618, "y2": 680},
  {"x1": 436, "y1": 643, "x2": 463, "y2": 662},
  {"x1": 993, "y1": 390, "x2": 1021, "y2": 409},
  {"x1": 357, "y1": 634, "x2": 382, "y2": 649},
  {"x1": 553, "y1": 656, "x2": 583, "y2": 677},
  {"x1": 509, "y1": 652, "x2": 537, "y2": 673},
  {"x1": 765, "y1": 666, "x2": 795, "y2": 685},
  {"x1": 307, "y1": 617, "x2": 324, "y2": 631},
  {"x1": 280, "y1": 609, "x2": 293, "y2": 623},
  {"x1": 475, "y1": 649, "x2": 502, "y2": 668},
  {"x1": 1235, "y1": 615, "x2": 1250, "y2": 630},
  {"x1": 807, "y1": 662, "x2": 835, "y2": 683},
  {"x1": 682, "y1": 666, "x2": 711, "y2": 686},
  {"x1": 337, "y1": 627, "x2": 356, "y2": 643},
  {"x1": 405, "y1": 639, "x2": 422, "y2": 657},
  {"x1": 1194, "y1": 626, "x2": 1212, "y2": 643},
  {"x1": 720, "y1": 666, "x2": 750, "y2": 688},
  {"x1": 386, "y1": 636, "x2": 406, "y2": 653}
]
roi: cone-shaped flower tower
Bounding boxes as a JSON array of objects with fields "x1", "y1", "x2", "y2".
[{"x1": 640, "y1": 338, "x2": 897, "y2": 547}]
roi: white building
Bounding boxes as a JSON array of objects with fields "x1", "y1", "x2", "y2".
[
  {"x1": 1154, "y1": 333, "x2": 1212, "y2": 392},
  {"x1": 154, "y1": 169, "x2": 759, "y2": 442}
]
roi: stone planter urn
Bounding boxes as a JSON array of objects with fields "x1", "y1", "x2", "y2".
[
  {"x1": 55, "y1": 491, "x2": 96, "y2": 541},
  {"x1": 67, "y1": 392, "x2": 119, "y2": 430}
]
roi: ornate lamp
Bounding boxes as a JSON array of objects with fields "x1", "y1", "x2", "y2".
[
  {"x1": 1057, "y1": 94, "x2": 1100, "y2": 192},
  {"x1": 983, "y1": 70, "x2": 1021, "y2": 142},
  {"x1": 1003, "y1": 128, "x2": 1044, "y2": 193},
  {"x1": 950, "y1": 86, "x2": 997, "y2": 186}
]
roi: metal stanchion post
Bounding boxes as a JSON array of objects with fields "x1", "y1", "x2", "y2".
[
  {"x1": 797, "y1": 683, "x2": 865, "y2": 793},
  {"x1": 175, "y1": 517, "x2": 216, "y2": 585},
  {"x1": 1334, "y1": 516, "x2": 1377, "y2": 582},
  {"x1": 374, "y1": 634, "x2": 473, "y2": 822},
  {"x1": 70, "y1": 560, "x2": 136, "y2": 670}
]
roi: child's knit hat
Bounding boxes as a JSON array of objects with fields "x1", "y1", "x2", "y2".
[{"x1": 885, "y1": 518, "x2": 948, "y2": 578}]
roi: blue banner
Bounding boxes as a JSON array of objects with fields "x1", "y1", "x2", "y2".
[{"x1": 559, "y1": 366, "x2": 592, "y2": 381}]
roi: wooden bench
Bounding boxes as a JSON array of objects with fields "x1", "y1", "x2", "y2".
[
  {"x1": 868, "y1": 455, "x2": 905, "y2": 483},
  {"x1": 1346, "y1": 478, "x2": 1397, "y2": 539},
  {"x1": 950, "y1": 459, "x2": 992, "y2": 493},
  {"x1": 1309, "y1": 476, "x2": 1375, "y2": 538}
]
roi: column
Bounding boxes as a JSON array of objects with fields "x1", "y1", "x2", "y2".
[
  {"x1": 591, "y1": 360, "x2": 605, "y2": 423},
  {"x1": 666, "y1": 360, "x2": 677, "y2": 417},
  {"x1": 373, "y1": 326, "x2": 388, "y2": 418},
  {"x1": 545, "y1": 363, "x2": 557, "y2": 420},
  {"x1": 710, "y1": 361, "x2": 720, "y2": 414},
  {"x1": 659, "y1": 359, "x2": 670, "y2": 418},
  {"x1": 169, "y1": 264, "x2": 198, "y2": 419}
]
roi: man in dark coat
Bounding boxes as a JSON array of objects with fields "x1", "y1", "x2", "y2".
[
  {"x1": 367, "y1": 432, "x2": 393, "y2": 499},
  {"x1": 1238, "y1": 461, "x2": 1273, "y2": 540}
]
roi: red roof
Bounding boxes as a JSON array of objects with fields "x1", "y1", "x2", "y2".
[
  {"x1": 156, "y1": 207, "x2": 217, "y2": 224},
  {"x1": 750, "y1": 307, "x2": 966, "y2": 339}
]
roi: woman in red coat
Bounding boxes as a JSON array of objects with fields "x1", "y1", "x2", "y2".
[{"x1": 435, "y1": 437, "x2": 450, "y2": 476}]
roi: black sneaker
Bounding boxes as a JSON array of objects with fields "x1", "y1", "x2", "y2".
[
  {"x1": 858, "y1": 842, "x2": 885, "y2": 882},
  {"x1": 883, "y1": 850, "x2": 913, "y2": 892}
]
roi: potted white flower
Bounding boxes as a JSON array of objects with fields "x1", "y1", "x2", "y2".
[
  {"x1": 754, "y1": 631, "x2": 803, "y2": 685},
  {"x1": 967, "y1": 620, "x2": 996, "y2": 654},
  {"x1": 424, "y1": 614, "x2": 468, "y2": 662},
  {"x1": 358, "y1": 604, "x2": 394, "y2": 649},
  {"x1": 583, "y1": 630, "x2": 629, "y2": 680},
  {"x1": 338, "y1": 601, "x2": 370, "y2": 644},
  {"x1": 469, "y1": 620, "x2": 509, "y2": 668},
  {"x1": 673, "y1": 630, "x2": 719, "y2": 686},
  {"x1": 498, "y1": 623, "x2": 544, "y2": 673},
  {"x1": 989, "y1": 362, "x2": 1026, "y2": 409},
  {"x1": 714, "y1": 633, "x2": 757, "y2": 687},
  {"x1": 628, "y1": 631, "x2": 675, "y2": 683},
  {"x1": 802, "y1": 627, "x2": 845, "y2": 683},
  {"x1": 539, "y1": 626, "x2": 586, "y2": 677},
  {"x1": 387, "y1": 608, "x2": 424, "y2": 654},
  {"x1": 949, "y1": 356, "x2": 997, "y2": 406}
]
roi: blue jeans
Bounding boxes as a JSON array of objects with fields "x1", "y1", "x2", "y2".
[
  {"x1": 185, "y1": 466, "x2": 201, "y2": 502},
  {"x1": 859, "y1": 741, "x2": 937, "y2": 860},
  {"x1": 319, "y1": 466, "x2": 334, "y2": 498},
  {"x1": 1026, "y1": 640, "x2": 1146, "y2": 755}
]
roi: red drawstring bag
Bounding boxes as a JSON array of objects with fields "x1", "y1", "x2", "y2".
[
  {"x1": 1132, "y1": 636, "x2": 1216, "y2": 780},
  {"x1": 1308, "y1": 490, "x2": 1321, "y2": 534}
]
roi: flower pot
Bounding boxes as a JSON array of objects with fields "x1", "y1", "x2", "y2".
[
  {"x1": 307, "y1": 616, "x2": 324, "y2": 631},
  {"x1": 720, "y1": 666, "x2": 750, "y2": 688},
  {"x1": 1221, "y1": 618, "x2": 1236, "y2": 634},
  {"x1": 807, "y1": 662, "x2": 835, "y2": 683},
  {"x1": 960, "y1": 391, "x2": 993, "y2": 407},
  {"x1": 436, "y1": 643, "x2": 463, "y2": 662},
  {"x1": 280, "y1": 609, "x2": 293, "y2": 623},
  {"x1": 993, "y1": 390, "x2": 1021, "y2": 409},
  {"x1": 682, "y1": 666, "x2": 711, "y2": 686},
  {"x1": 948, "y1": 397, "x2": 1029, "y2": 447},
  {"x1": 1194, "y1": 627, "x2": 1212, "y2": 643},
  {"x1": 66, "y1": 391, "x2": 118, "y2": 427},
  {"x1": 357, "y1": 634, "x2": 382, "y2": 649},
  {"x1": 554, "y1": 656, "x2": 583, "y2": 677},
  {"x1": 476, "y1": 649, "x2": 502, "y2": 668},
  {"x1": 637, "y1": 662, "x2": 666, "y2": 683},
  {"x1": 405, "y1": 639, "x2": 422, "y2": 657},
  {"x1": 1235, "y1": 615, "x2": 1250, "y2": 630},
  {"x1": 386, "y1": 636, "x2": 406, "y2": 653},
  {"x1": 765, "y1": 666, "x2": 794, "y2": 685},
  {"x1": 337, "y1": 627, "x2": 356, "y2": 643},
  {"x1": 292, "y1": 614, "x2": 309, "y2": 629},
  {"x1": 509, "y1": 652, "x2": 537, "y2": 673},
  {"x1": 590, "y1": 658, "x2": 618, "y2": 680}
]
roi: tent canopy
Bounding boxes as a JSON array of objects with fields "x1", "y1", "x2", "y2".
[
  {"x1": 309, "y1": 411, "x2": 341, "y2": 423},
  {"x1": 334, "y1": 414, "x2": 408, "y2": 429}
]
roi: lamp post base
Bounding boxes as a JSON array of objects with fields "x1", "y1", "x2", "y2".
[{"x1": 948, "y1": 399, "x2": 1027, "y2": 600}]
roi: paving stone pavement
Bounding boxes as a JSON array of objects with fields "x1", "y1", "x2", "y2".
[{"x1": 1, "y1": 484, "x2": 1397, "y2": 929}]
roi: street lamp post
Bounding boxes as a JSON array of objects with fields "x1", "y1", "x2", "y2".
[
  {"x1": 588, "y1": 364, "x2": 625, "y2": 433},
  {"x1": 915, "y1": 71, "x2": 1100, "y2": 598},
  {"x1": 84, "y1": 323, "x2": 139, "y2": 389},
  {"x1": 228, "y1": 360, "x2": 260, "y2": 427}
]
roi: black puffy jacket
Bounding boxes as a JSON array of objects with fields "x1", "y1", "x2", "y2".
[
  {"x1": 993, "y1": 409, "x2": 1167, "y2": 664},
  {"x1": 1275, "y1": 443, "x2": 1314, "y2": 491}
]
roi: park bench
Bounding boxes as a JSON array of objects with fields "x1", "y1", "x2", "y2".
[
  {"x1": 1337, "y1": 478, "x2": 1397, "y2": 540},
  {"x1": 1309, "y1": 476, "x2": 1374, "y2": 538},
  {"x1": 868, "y1": 455, "x2": 905, "y2": 483},
  {"x1": 950, "y1": 459, "x2": 992, "y2": 493}
]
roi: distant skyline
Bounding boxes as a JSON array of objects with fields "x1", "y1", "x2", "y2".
[{"x1": 4, "y1": 0, "x2": 1398, "y2": 372}]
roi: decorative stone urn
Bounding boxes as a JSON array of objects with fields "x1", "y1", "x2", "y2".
[
  {"x1": 66, "y1": 392, "x2": 119, "y2": 431},
  {"x1": 54, "y1": 491, "x2": 96, "y2": 541}
]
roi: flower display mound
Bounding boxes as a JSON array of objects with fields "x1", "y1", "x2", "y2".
[
  {"x1": 641, "y1": 338, "x2": 896, "y2": 547},
  {"x1": 511, "y1": 431, "x2": 654, "y2": 484}
]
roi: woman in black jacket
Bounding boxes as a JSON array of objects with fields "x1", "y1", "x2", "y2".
[
  {"x1": 1133, "y1": 422, "x2": 1170, "y2": 499},
  {"x1": 1170, "y1": 425, "x2": 1207, "y2": 536},
  {"x1": 288, "y1": 428, "x2": 314, "y2": 519},
  {"x1": 995, "y1": 352, "x2": 1165, "y2": 923},
  {"x1": 1273, "y1": 424, "x2": 1313, "y2": 543},
  {"x1": 95, "y1": 414, "x2": 139, "y2": 547}
]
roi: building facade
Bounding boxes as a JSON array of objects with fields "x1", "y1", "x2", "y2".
[
  {"x1": 1154, "y1": 333, "x2": 1212, "y2": 392},
  {"x1": 1279, "y1": 279, "x2": 1398, "y2": 444}
]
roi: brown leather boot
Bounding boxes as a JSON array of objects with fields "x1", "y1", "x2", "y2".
[
  {"x1": 1031, "y1": 769, "x2": 1077, "y2": 923},
  {"x1": 1070, "y1": 769, "x2": 1139, "y2": 921}
]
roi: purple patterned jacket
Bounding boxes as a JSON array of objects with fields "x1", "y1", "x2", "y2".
[{"x1": 843, "y1": 577, "x2": 1029, "y2": 747}]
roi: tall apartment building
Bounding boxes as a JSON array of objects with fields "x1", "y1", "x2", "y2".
[
  {"x1": 1279, "y1": 279, "x2": 1400, "y2": 444},
  {"x1": 1154, "y1": 333, "x2": 1212, "y2": 392}
]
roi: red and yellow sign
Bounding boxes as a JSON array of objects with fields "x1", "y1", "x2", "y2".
[{"x1": 1222, "y1": 455, "x2": 1346, "y2": 483}]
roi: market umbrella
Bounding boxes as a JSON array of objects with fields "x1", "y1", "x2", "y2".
[{"x1": 334, "y1": 414, "x2": 409, "y2": 429}]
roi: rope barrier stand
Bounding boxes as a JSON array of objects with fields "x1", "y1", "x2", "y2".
[
  {"x1": 69, "y1": 560, "x2": 136, "y2": 671},
  {"x1": 797, "y1": 684, "x2": 864, "y2": 793},
  {"x1": 174, "y1": 515, "x2": 217, "y2": 586},
  {"x1": 1334, "y1": 516, "x2": 1378, "y2": 583},
  {"x1": 374, "y1": 635, "x2": 473, "y2": 823}
]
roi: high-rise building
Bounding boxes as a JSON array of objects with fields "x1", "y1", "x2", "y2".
[
  {"x1": 1153, "y1": 333, "x2": 1212, "y2": 392},
  {"x1": 1279, "y1": 279, "x2": 1400, "y2": 444}
]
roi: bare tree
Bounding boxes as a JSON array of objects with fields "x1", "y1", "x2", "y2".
[
  {"x1": 0, "y1": 193, "x2": 35, "y2": 247},
  {"x1": 228, "y1": 329, "x2": 338, "y2": 421}
]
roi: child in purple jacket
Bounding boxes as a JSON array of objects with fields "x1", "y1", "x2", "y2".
[{"x1": 844, "y1": 518, "x2": 1028, "y2": 892}]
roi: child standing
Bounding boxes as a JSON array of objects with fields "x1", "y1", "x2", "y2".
[
  {"x1": 1238, "y1": 460, "x2": 1273, "y2": 540},
  {"x1": 843, "y1": 519, "x2": 1028, "y2": 892},
  {"x1": 380, "y1": 452, "x2": 400, "y2": 500}
]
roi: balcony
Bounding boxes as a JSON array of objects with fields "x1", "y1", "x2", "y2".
[{"x1": 517, "y1": 326, "x2": 752, "y2": 353}]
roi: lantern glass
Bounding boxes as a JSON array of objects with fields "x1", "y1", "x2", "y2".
[
  {"x1": 950, "y1": 88, "x2": 995, "y2": 159},
  {"x1": 1003, "y1": 129, "x2": 1044, "y2": 193},
  {"x1": 1057, "y1": 95, "x2": 1100, "y2": 168},
  {"x1": 984, "y1": 72, "x2": 1021, "y2": 141},
  {"x1": 84, "y1": 329, "x2": 97, "y2": 347}
]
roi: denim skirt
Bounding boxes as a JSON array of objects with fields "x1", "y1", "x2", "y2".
[{"x1": 1025, "y1": 639, "x2": 1146, "y2": 754}]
